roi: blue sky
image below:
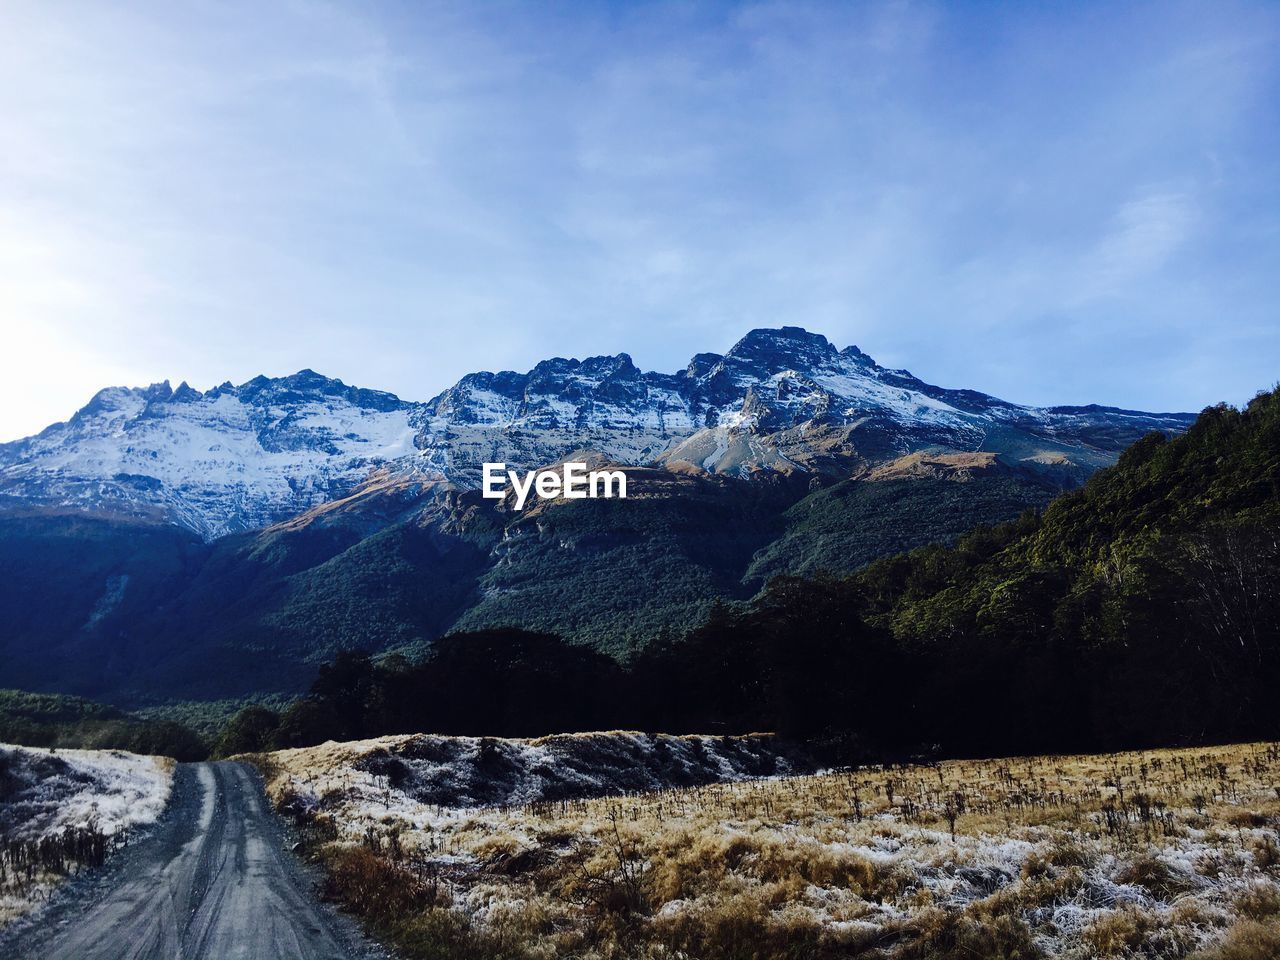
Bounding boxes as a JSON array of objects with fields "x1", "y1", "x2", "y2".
[{"x1": 1, "y1": 1, "x2": 1277, "y2": 440}]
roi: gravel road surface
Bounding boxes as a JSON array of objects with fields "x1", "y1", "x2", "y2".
[{"x1": 5, "y1": 761, "x2": 380, "y2": 960}]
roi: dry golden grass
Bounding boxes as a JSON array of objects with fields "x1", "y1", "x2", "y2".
[{"x1": 263, "y1": 739, "x2": 1280, "y2": 959}]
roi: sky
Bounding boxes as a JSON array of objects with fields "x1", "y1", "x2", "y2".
[{"x1": 1, "y1": 0, "x2": 1277, "y2": 441}]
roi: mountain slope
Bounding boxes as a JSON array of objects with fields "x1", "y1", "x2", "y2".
[
  {"x1": 0, "y1": 511, "x2": 205, "y2": 696},
  {"x1": 0, "y1": 460, "x2": 1061, "y2": 703},
  {"x1": 448, "y1": 468, "x2": 792, "y2": 654},
  {"x1": 742, "y1": 456, "x2": 1055, "y2": 589},
  {"x1": 0, "y1": 327, "x2": 1201, "y2": 705}
]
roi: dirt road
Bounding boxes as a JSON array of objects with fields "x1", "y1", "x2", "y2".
[{"x1": 6, "y1": 761, "x2": 378, "y2": 960}]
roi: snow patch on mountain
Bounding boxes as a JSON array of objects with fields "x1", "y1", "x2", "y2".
[
  {"x1": 0, "y1": 374, "x2": 418, "y2": 539},
  {"x1": 0, "y1": 329, "x2": 1197, "y2": 539}
]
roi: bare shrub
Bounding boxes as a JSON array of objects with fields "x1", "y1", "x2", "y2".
[
  {"x1": 321, "y1": 845, "x2": 445, "y2": 924},
  {"x1": 1249, "y1": 834, "x2": 1280, "y2": 871}
]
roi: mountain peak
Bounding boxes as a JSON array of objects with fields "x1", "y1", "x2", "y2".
[
  {"x1": 839, "y1": 344, "x2": 875, "y2": 366},
  {"x1": 580, "y1": 353, "x2": 640, "y2": 378},
  {"x1": 250, "y1": 368, "x2": 346, "y2": 393},
  {"x1": 728, "y1": 325, "x2": 832, "y2": 351},
  {"x1": 172, "y1": 381, "x2": 201, "y2": 403},
  {"x1": 232, "y1": 369, "x2": 407, "y2": 412},
  {"x1": 143, "y1": 381, "x2": 174, "y2": 402},
  {"x1": 724, "y1": 326, "x2": 840, "y2": 372}
]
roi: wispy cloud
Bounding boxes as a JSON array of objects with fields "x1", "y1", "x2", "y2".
[
  {"x1": 0, "y1": 0, "x2": 1277, "y2": 440},
  {"x1": 1076, "y1": 190, "x2": 1198, "y2": 302}
]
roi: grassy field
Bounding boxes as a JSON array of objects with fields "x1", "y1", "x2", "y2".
[{"x1": 261, "y1": 738, "x2": 1280, "y2": 959}]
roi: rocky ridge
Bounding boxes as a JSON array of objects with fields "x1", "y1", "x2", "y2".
[{"x1": 0, "y1": 328, "x2": 1195, "y2": 539}]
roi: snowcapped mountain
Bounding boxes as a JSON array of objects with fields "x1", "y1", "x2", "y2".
[
  {"x1": 411, "y1": 354, "x2": 699, "y2": 482},
  {"x1": 0, "y1": 371, "x2": 418, "y2": 539},
  {"x1": 0, "y1": 328, "x2": 1195, "y2": 539},
  {"x1": 414, "y1": 326, "x2": 1195, "y2": 485}
]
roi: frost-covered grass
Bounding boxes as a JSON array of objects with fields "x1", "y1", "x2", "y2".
[
  {"x1": 263, "y1": 737, "x2": 1280, "y2": 959},
  {"x1": 269, "y1": 731, "x2": 802, "y2": 816},
  {"x1": 0, "y1": 743, "x2": 174, "y2": 924}
]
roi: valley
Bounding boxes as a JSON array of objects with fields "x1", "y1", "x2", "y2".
[
  {"x1": 0, "y1": 370, "x2": 1275, "y2": 960},
  {"x1": 6, "y1": 3, "x2": 1273, "y2": 957},
  {"x1": 0, "y1": 329, "x2": 1274, "y2": 960}
]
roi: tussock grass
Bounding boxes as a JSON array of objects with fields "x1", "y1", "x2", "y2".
[{"x1": 262, "y1": 738, "x2": 1280, "y2": 958}]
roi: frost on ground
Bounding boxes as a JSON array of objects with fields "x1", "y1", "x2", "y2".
[
  {"x1": 0, "y1": 743, "x2": 173, "y2": 925},
  {"x1": 263, "y1": 737, "x2": 1280, "y2": 959},
  {"x1": 270, "y1": 731, "x2": 804, "y2": 816}
]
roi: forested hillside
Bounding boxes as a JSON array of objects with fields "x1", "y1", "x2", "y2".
[
  {"x1": 851, "y1": 387, "x2": 1280, "y2": 751},
  {"x1": 0, "y1": 690, "x2": 205, "y2": 760},
  {"x1": 0, "y1": 465, "x2": 1055, "y2": 703}
]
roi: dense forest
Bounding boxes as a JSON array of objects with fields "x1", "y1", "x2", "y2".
[
  {"x1": 0, "y1": 689, "x2": 206, "y2": 760},
  {"x1": 0, "y1": 464, "x2": 1056, "y2": 704},
  {"x1": 218, "y1": 387, "x2": 1280, "y2": 760}
]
